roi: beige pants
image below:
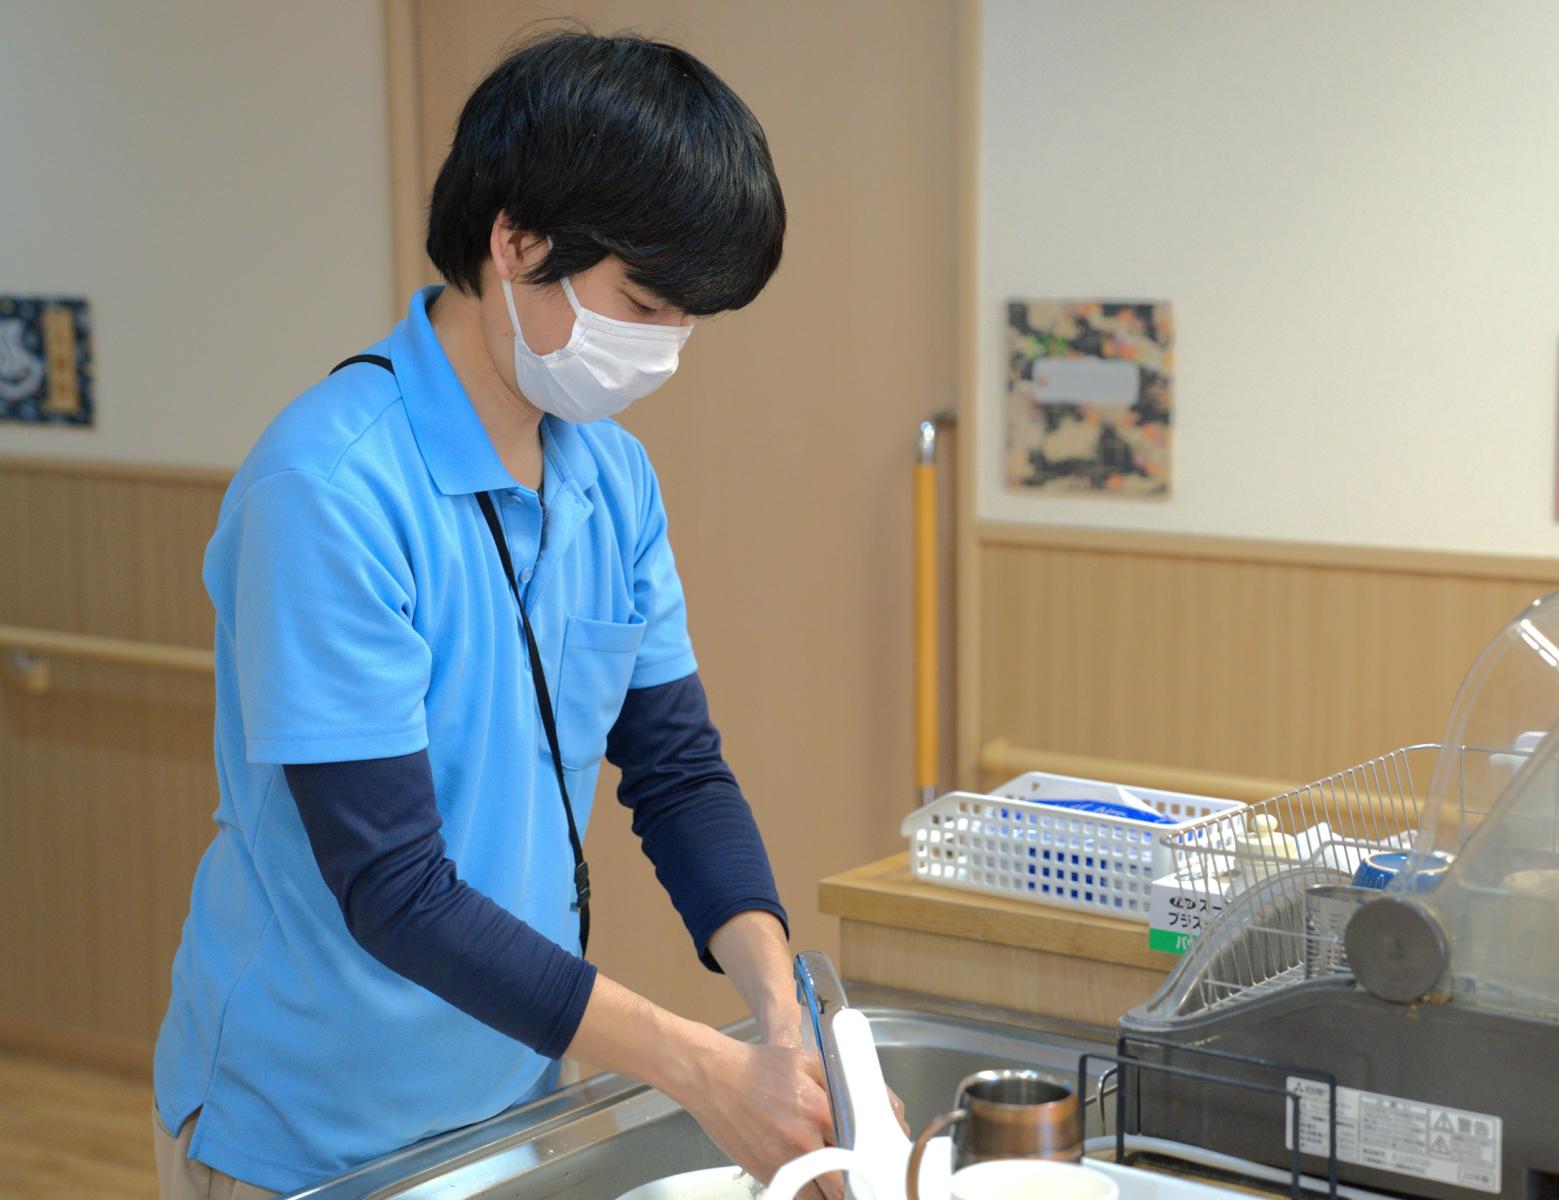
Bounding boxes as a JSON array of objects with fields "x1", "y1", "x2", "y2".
[{"x1": 153, "y1": 1109, "x2": 278, "y2": 1200}]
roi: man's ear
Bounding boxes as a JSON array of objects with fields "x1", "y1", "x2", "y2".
[{"x1": 489, "y1": 216, "x2": 546, "y2": 284}]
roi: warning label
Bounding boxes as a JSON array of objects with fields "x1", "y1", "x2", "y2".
[{"x1": 1286, "y1": 1078, "x2": 1502, "y2": 1194}]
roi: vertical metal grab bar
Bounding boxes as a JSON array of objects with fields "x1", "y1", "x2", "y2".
[{"x1": 915, "y1": 411, "x2": 956, "y2": 807}]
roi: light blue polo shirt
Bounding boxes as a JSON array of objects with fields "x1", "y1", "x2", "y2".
[{"x1": 153, "y1": 286, "x2": 697, "y2": 1192}]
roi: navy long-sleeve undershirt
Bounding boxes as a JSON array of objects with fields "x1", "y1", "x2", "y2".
[
  {"x1": 605, "y1": 672, "x2": 787, "y2": 969},
  {"x1": 284, "y1": 671, "x2": 786, "y2": 1061}
]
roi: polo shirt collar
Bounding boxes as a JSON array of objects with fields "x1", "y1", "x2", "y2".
[
  {"x1": 388, "y1": 287, "x2": 598, "y2": 499},
  {"x1": 538, "y1": 408, "x2": 599, "y2": 496}
]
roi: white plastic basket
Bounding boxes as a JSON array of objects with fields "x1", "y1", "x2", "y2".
[{"x1": 901, "y1": 771, "x2": 1246, "y2": 921}]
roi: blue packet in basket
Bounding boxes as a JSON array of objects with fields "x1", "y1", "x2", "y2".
[{"x1": 1030, "y1": 798, "x2": 1176, "y2": 825}]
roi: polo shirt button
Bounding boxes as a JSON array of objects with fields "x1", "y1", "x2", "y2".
[{"x1": 520, "y1": 568, "x2": 532, "y2": 582}]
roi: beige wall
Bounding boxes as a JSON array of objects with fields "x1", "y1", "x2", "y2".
[
  {"x1": 962, "y1": 1, "x2": 1559, "y2": 800},
  {"x1": 976, "y1": 0, "x2": 1559, "y2": 556},
  {"x1": 0, "y1": 0, "x2": 395, "y2": 468},
  {"x1": 398, "y1": 0, "x2": 964, "y2": 1026}
]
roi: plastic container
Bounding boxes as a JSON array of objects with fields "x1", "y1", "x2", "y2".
[
  {"x1": 1350, "y1": 849, "x2": 1451, "y2": 891},
  {"x1": 902, "y1": 772, "x2": 1245, "y2": 922}
]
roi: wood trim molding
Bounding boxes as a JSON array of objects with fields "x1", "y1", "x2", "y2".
[
  {"x1": 977, "y1": 519, "x2": 1559, "y2": 584},
  {"x1": 0, "y1": 454, "x2": 231, "y2": 487},
  {"x1": 384, "y1": 0, "x2": 427, "y2": 307},
  {"x1": 953, "y1": 0, "x2": 983, "y2": 790}
]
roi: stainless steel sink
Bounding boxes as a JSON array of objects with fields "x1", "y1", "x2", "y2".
[{"x1": 286, "y1": 986, "x2": 1114, "y2": 1200}]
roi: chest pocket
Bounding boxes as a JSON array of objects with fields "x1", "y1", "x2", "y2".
[{"x1": 556, "y1": 614, "x2": 645, "y2": 770}]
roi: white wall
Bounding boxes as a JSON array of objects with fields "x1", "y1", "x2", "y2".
[
  {"x1": 0, "y1": 0, "x2": 394, "y2": 469},
  {"x1": 978, "y1": 0, "x2": 1559, "y2": 555}
]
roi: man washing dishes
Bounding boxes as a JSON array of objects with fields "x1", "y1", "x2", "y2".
[{"x1": 153, "y1": 29, "x2": 896, "y2": 1198}]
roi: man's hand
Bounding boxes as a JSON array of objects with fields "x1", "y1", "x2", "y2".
[
  {"x1": 704, "y1": 912, "x2": 909, "y2": 1186},
  {"x1": 564, "y1": 925, "x2": 906, "y2": 1200},
  {"x1": 758, "y1": 1006, "x2": 908, "y2": 1137},
  {"x1": 672, "y1": 1031, "x2": 839, "y2": 1194},
  {"x1": 564, "y1": 974, "x2": 841, "y2": 1195}
]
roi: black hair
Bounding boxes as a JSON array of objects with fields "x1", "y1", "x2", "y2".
[{"x1": 426, "y1": 27, "x2": 786, "y2": 315}]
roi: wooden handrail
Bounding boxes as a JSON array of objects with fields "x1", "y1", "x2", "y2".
[
  {"x1": 978, "y1": 737, "x2": 1294, "y2": 805},
  {"x1": 0, "y1": 623, "x2": 214, "y2": 675}
]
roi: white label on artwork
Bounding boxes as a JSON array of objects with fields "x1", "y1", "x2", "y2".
[
  {"x1": 1285, "y1": 1077, "x2": 1501, "y2": 1194},
  {"x1": 1027, "y1": 356, "x2": 1139, "y2": 404}
]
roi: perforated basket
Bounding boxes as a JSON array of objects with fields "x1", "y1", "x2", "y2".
[{"x1": 901, "y1": 771, "x2": 1246, "y2": 921}]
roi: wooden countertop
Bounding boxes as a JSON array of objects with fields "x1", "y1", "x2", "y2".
[{"x1": 819, "y1": 853, "x2": 1178, "y2": 972}]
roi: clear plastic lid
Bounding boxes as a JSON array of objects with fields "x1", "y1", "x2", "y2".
[
  {"x1": 1129, "y1": 591, "x2": 1559, "y2": 1030},
  {"x1": 1400, "y1": 591, "x2": 1559, "y2": 1018}
]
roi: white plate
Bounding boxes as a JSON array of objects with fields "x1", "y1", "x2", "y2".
[
  {"x1": 615, "y1": 1165, "x2": 760, "y2": 1200},
  {"x1": 614, "y1": 1145, "x2": 1257, "y2": 1200}
]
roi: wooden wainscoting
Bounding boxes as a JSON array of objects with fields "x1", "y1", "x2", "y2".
[
  {"x1": 0, "y1": 456, "x2": 228, "y2": 1075},
  {"x1": 973, "y1": 521, "x2": 1559, "y2": 789}
]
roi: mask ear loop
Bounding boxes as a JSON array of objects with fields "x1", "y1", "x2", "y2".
[
  {"x1": 560, "y1": 276, "x2": 587, "y2": 320},
  {"x1": 540, "y1": 237, "x2": 586, "y2": 324},
  {"x1": 502, "y1": 232, "x2": 573, "y2": 354},
  {"x1": 500, "y1": 272, "x2": 531, "y2": 352},
  {"x1": 504, "y1": 269, "x2": 588, "y2": 362}
]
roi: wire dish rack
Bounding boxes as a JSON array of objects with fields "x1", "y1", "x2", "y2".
[
  {"x1": 902, "y1": 771, "x2": 1244, "y2": 921},
  {"x1": 1149, "y1": 744, "x2": 1518, "y2": 1019}
]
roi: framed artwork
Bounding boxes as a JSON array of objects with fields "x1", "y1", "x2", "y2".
[
  {"x1": 1005, "y1": 299, "x2": 1171, "y2": 497},
  {"x1": 0, "y1": 295, "x2": 95, "y2": 427}
]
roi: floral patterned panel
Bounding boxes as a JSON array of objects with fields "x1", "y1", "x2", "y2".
[{"x1": 1005, "y1": 299, "x2": 1171, "y2": 497}]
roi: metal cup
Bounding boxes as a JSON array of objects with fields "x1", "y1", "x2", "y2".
[
  {"x1": 1303, "y1": 884, "x2": 1374, "y2": 978},
  {"x1": 905, "y1": 1069, "x2": 1081, "y2": 1200}
]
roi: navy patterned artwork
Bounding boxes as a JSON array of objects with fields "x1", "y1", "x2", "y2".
[{"x1": 0, "y1": 295, "x2": 95, "y2": 426}]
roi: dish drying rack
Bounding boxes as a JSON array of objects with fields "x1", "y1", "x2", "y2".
[
  {"x1": 1152, "y1": 742, "x2": 1517, "y2": 1018},
  {"x1": 1114, "y1": 595, "x2": 1559, "y2": 1198}
]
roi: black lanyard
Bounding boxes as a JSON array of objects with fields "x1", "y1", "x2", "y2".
[
  {"x1": 329, "y1": 353, "x2": 591, "y2": 955},
  {"x1": 474, "y1": 490, "x2": 590, "y2": 955}
]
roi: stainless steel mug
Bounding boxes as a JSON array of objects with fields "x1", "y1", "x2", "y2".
[
  {"x1": 905, "y1": 1069, "x2": 1082, "y2": 1200},
  {"x1": 1303, "y1": 883, "x2": 1374, "y2": 978}
]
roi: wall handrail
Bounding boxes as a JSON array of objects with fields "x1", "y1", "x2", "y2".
[
  {"x1": 978, "y1": 737, "x2": 1293, "y2": 806},
  {"x1": 0, "y1": 623, "x2": 214, "y2": 675},
  {"x1": 914, "y1": 409, "x2": 957, "y2": 808}
]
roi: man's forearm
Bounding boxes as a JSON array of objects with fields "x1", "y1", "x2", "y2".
[
  {"x1": 564, "y1": 971, "x2": 716, "y2": 1101},
  {"x1": 706, "y1": 910, "x2": 799, "y2": 1044},
  {"x1": 287, "y1": 753, "x2": 596, "y2": 1058}
]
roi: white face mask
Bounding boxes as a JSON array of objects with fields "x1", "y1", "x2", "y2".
[{"x1": 501, "y1": 273, "x2": 692, "y2": 424}]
